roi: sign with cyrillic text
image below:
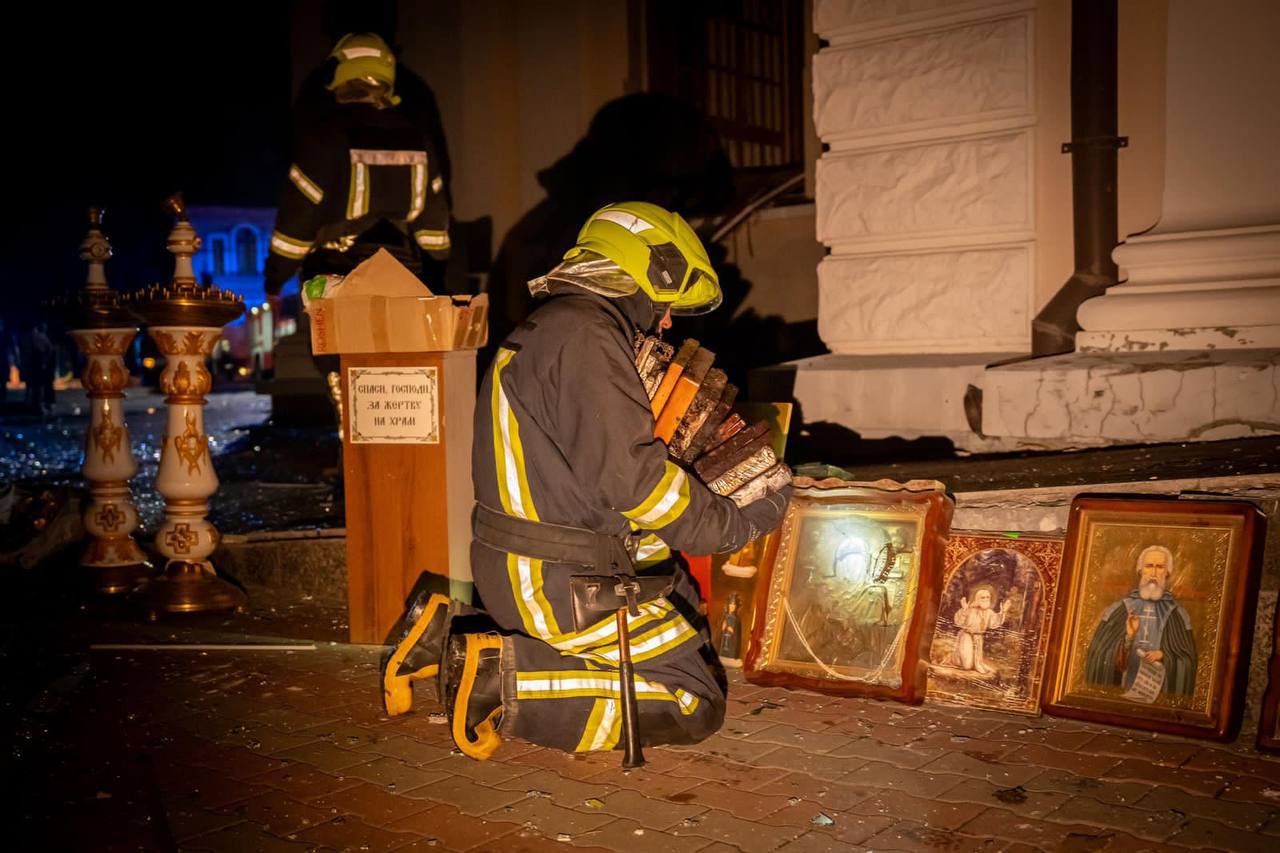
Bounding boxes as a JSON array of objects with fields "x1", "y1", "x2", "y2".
[{"x1": 348, "y1": 366, "x2": 440, "y2": 444}]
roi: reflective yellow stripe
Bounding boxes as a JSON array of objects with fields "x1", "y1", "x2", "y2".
[
  {"x1": 498, "y1": 579, "x2": 692, "y2": 666},
  {"x1": 350, "y1": 148, "x2": 428, "y2": 166},
  {"x1": 347, "y1": 161, "x2": 368, "y2": 219},
  {"x1": 502, "y1": 604, "x2": 695, "y2": 669},
  {"x1": 557, "y1": 608, "x2": 696, "y2": 666},
  {"x1": 516, "y1": 671, "x2": 699, "y2": 717},
  {"x1": 288, "y1": 164, "x2": 324, "y2": 204},
  {"x1": 505, "y1": 553, "x2": 560, "y2": 639},
  {"x1": 346, "y1": 148, "x2": 428, "y2": 220},
  {"x1": 523, "y1": 555, "x2": 561, "y2": 638},
  {"x1": 504, "y1": 553, "x2": 536, "y2": 635},
  {"x1": 414, "y1": 229, "x2": 451, "y2": 249},
  {"x1": 674, "y1": 688, "x2": 700, "y2": 715},
  {"x1": 408, "y1": 163, "x2": 427, "y2": 221},
  {"x1": 339, "y1": 45, "x2": 387, "y2": 61},
  {"x1": 596, "y1": 209, "x2": 654, "y2": 234},
  {"x1": 576, "y1": 698, "x2": 605, "y2": 751},
  {"x1": 635, "y1": 533, "x2": 671, "y2": 565},
  {"x1": 516, "y1": 672, "x2": 674, "y2": 698},
  {"x1": 622, "y1": 462, "x2": 690, "y2": 529},
  {"x1": 548, "y1": 602, "x2": 671, "y2": 664},
  {"x1": 269, "y1": 231, "x2": 313, "y2": 259},
  {"x1": 576, "y1": 698, "x2": 619, "y2": 752},
  {"x1": 624, "y1": 616, "x2": 698, "y2": 664},
  {"x1": 597, "y1": 699, "x2": 622, "y2": 750},
  {"x1": 490, "y1": 349, "x2": 538, "y2": 521}
]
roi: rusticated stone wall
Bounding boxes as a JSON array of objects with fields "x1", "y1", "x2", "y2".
[{"x1": 812, "y1": 0, "x2": 1040, "y2": 356}]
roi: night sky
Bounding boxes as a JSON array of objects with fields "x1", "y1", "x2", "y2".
[{"x1": 3, "y1": 4, "x2": 294, "y2": 322}]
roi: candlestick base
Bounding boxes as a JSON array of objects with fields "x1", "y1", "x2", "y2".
[
  {"x1": 134, "y1": 560, "x2": 248, "y2": 620},
  {"x1": 92, "y1": 561, "x2": 155, "y2": 595}
]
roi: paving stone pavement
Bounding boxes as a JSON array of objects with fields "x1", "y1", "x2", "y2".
[{"x1": 12, "y1": 633, "x2": 1280, "y2": 852}]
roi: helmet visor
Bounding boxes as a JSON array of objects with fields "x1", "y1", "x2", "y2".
[{"x1": 670, "y1": 268, "x2": 723, "y2": 316}]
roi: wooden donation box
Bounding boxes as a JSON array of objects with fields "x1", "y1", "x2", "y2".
[{"x1": 308, "y1": 250, "x2": 488, "y2": 643}]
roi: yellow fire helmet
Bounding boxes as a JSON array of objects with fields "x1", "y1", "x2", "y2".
[
  {"x1": 327, "y1": 33, "x2": 400, "y2": 105},
  {"x1": 563, "y1": 202, "x2": 722, "y2": 315}
]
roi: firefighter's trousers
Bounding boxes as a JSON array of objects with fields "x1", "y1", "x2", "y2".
[{"x1": 471, "y1": 541, "x2": 726, "y2": 753}]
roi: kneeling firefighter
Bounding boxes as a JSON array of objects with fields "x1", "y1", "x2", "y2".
[{"x1": 382, "y1": 202, "x2": 790, "y2": 758}]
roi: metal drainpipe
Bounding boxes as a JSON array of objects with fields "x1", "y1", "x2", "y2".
[{"x1": 1031, "y1": 0, "x2": 1125, "y2": 356}]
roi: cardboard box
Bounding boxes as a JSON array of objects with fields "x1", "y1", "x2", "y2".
[{"x1": 306, "y1": 249, "x2": 488, "y2": 354}]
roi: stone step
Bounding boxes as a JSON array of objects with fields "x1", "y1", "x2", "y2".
[
  {"x1": 982, "y1": 347, "x2": 1280, "y2": 446},
  {"x1": 213, "y1": 472, "x2": 1278, "y2": 593},
  {"x1": 752, "y1": 352, "x2": 1027, "y2": 454},
  {"x1": 214, "y1": 527, "x2": 347, "y2": 604}
]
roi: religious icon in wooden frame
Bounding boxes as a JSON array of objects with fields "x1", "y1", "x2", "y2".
[
  {"x1": 927, "y1": 532, "x2": 1064, "y2": 716},
  {"x1": 743, "y1": 478, "x2": 953, "y2": 703},
  {"x1": 1256, "y1": 597, "x2": 1280, "y2": 753},
  {"x1": 709, "y1": 531, "x2": 773, "y2": 666},
  {"x1": 1041, "y1": 495, "x2": 1266, "y2": 741}
]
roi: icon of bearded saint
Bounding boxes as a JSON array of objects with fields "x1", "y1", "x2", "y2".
[{"x1": 1083, "y1": 545, "x2": 1197, "y2": 698}]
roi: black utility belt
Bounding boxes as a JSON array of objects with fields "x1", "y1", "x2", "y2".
[{"x1": 471, "y1": 503, "x2": 636, "y2": 573}]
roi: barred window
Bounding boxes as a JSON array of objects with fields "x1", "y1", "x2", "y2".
[{"x1": 644, "y1": 0, "x2": 806, "y2": 172}]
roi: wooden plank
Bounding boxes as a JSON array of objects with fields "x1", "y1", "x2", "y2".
[
  {"x1": 654, "y1": 346, "x2": 714, "y2": 442},
  {"x1": 706, "y1": 444, "x2": 778, "y2": 495},
  {"x1": 669, "y1": 369, "x2": 727, "y2": 459},
  {"x1": 681, "y1": 383, "x2": 738, "y2": 463},
  {"x1": 695, "y1": 421, "x2": 771, "y2": 483},
  {"x1": 649, "y1": 339, "x2": 700, "y2": 417}
]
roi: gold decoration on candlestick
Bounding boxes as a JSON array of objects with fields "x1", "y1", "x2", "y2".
[
  {"x1": 164, "y1": 523, "x2": 199, "y2": 555},
  {"x1": 162, "y1": 360, "x2": 214, "y2": 404},
  {"x1": 62, "y1": 208, "x2": 151, "y2": 594},
  {"x1": 130, "y1": 194, "x2": 247, "y2": 618},
  {"x1": 153, "y1": 329, "x2": 218, "y2": 357},
  {"x1": 95, "y1": 503, "x2": 125, "y2": 533},
  {"x1": 92, "y1": 417, "x2": 124, "y2": 463},
  {"x1": 87, "y1": 331, "x2": 126, "y2": 354},
  {"x1": 173, "y1": 410, "x2": 207, "y2": 476},
  {"x1": 83, "y1": 357, "x2": 128, "y2": 396}
]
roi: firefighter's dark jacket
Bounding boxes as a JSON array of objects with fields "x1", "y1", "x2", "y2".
[
  {"x1": 475, "y1": 283, "x2": 779, "y2": 559},
  {"x1": 264, "y1": 95, "x2": 450, "y2": 294}
]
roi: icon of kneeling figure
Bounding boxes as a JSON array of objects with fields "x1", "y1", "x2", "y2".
[{"x1": 945, "y1": 585, "x2": 1013, "y2": 675}]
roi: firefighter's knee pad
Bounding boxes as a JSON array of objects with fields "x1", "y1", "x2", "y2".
[
  {"x1": 382, "y1": 591, "x2": 453, "y2": 716},
  {"x1": 444, "y1": 632, "x2": 504, "y2": 761}
]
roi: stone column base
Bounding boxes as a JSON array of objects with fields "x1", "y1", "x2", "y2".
[
  {"x1": 1077, "y1": 326, "x2": 1280, "y2": 353},
  {"x1": 981, "y1": 349, "x2": 1280, "y2": 445},
  {"x1": 753, "y1": 353, "x2": 1031, "y2": 454}
]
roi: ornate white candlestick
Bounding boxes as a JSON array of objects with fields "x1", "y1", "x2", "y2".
[
  {"x1": 66, "y1": 208, "x2": 151, "y2": 593},
  {"x1": 132, "y1": 195, "x2": 245, "y2": 618}
]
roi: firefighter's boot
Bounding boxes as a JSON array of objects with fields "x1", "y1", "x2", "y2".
[
  {"x1": 443, "y1": 633, "x2": 504, "y2": 760},
  {"x1": 382, "y1": 591, "x2": 454, "y2": 716}
]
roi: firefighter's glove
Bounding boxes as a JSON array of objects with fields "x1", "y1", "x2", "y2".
[{"x1": 740, "y1": 484, "x2": 792, "y2": 541}]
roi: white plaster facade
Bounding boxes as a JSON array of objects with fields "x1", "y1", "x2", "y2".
[
  {"x1": 812, "y1": 0, "x2": 1039, "y2": 355},
  {"x1": 785, "y1": 0, "x2": 1046, "y2": 449},
  {"x1": 983, "y1": 0, "x2": 1280, "y2": 446}
]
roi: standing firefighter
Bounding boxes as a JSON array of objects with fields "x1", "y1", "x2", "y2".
[
  {"x1": 264, "y1": 32, "x2": 450, "y2": 297},
  {"x1": 382, "y1": 202, "x2": 790, "y2": 758}
]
